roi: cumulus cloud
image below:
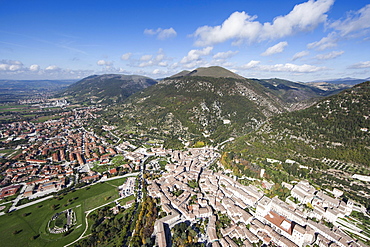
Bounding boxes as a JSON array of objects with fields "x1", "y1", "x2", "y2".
[
  {"x1": 45, "y1": 65, "x2": 61, "y2": 71},
  {"x1": 140, "y1": 55, "x2": 153, "y2": 61},
  {"x1": 239, "y1": 60, "x2": 261, "y2": 69},
  {"x1": 292, "y1": 50, "x2": 310, "y2": 61},
  {"x1": 348, "y1": 61, "x2": 370, "y2": 69},
  {"x1": 152, "y1": 69, "x2": 162, "y2": 75},
  {"x1": 180, "y1": 47, "x2": 213, "y2": 64},
  {"x1": 307, "y1": 32, "x2": 338, "y2": 50},
  {"x1": 0, "y1": 59, "x2": 94, "y2": 79},
  {"x1": 213, "y1": 50, "x2": 239, "y2": 59},
  {"x1": 137, "y1": 49, "x2": 170, "y2": 68},
  {"x1": 315, "y1": 50, "x2": 344, "y2": 60},
  {"x1": 193, "y1": 0, "x2": 334, "y2": 46},
  {"x1": 29, "y1": 64, "x2": 40, "y2": 71},
  {"x1": 97, "y1": 60, "x2": 112, "y2": 66},
  {"x1": 121, "y1": 53, "x2": 132, "y2": 60},
  {"x1": 0, "y1": 60, "x2": 23, "y2": 71},
  {"x1": 144, "y1": 27, "x2": 177, "y2": 40},
  {"x1": 331, "y1": 4, "x2": 370, "y2": 36},
  {"x1": 261, "y1": 41, "x2": 288, "y2": 56},
  {"x1": 259, "y1": 63, "x2": 326, "y2": 73}
]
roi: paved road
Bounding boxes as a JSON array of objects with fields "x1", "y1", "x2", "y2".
[
  {"x1": 9, "y1": 195, "x2": 54, "y2": 212},
  {"x1": 100, "y1": 172, "x2": 139, "y2": 182},
  {"x1": 9, "y1": 183, "x2": 27, "y2": 212}
]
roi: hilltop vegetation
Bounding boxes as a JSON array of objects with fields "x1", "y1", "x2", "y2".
[
  {"x1": 170, "y1": 66, "x2": 245, "y2": 79},
  {"x1": 232, "y1": 81, "x2": 370, "y2": 164},
  {"x1": 102, "y1": 75, "x2": 286, "y2": 144},
  {"x1": 57, "y1": 67, "x2": 350, "y2": 147},
  {"x1": 58, "y1": 74, "x2": 157, "y2": 105},
  {"x1": 224, "y1": 81, "x2": 370, "y2": 208}
]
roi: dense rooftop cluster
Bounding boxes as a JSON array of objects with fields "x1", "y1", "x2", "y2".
[{"x1": 147, "y1": 148, "x2": 367, "y2": 247}]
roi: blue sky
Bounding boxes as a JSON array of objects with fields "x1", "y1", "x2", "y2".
[{"x1": 0, "y1": 0, "x2": 370, "y2": 81}]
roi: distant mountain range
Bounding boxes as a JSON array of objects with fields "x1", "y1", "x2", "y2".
[{"x1": 308, "y1": 77, "x2": 369, "y2": 85}]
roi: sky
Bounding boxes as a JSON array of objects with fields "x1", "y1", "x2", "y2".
[{"x1": 0, "y1": 0, "x2": 370, "y2": 82}]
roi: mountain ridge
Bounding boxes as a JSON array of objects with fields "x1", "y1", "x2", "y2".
[
  {"x1": 58, "y1": 74, "x2": 158, "y2": 104},
  {"x1": 169, "y1": 66, "x2": 245, "y2": 79}
]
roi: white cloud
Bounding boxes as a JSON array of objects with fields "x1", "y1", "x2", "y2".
[
  {"x1": 121, "y1": 53, "x2": 132, "y2": 60},
  {"x1": 0, "y1": 59, "x2": 94, "y2": 79},
  {"x1": 193, "y1": 0, "x2": 334, "y2": 46},
  {"x1": 180, "y1": 47, "x2": 213, "y2": 64},
  {"x1": 136, "y1": 49, "x2": 170, "y2": 68},
  {"x1": 315, "y1": 50, "x2": 344, "y2": 60},
  {"x1": 140, "y1": 55, "x2": 153, "y2": 61},
  {"x1": 331, "y1": 4, "x2": 370, "y2": 36},
  {"x1": 97, "y1": 60, "x2": 112, "y2": 66},
  {"x1": 307, "y1": 32, "x2": 338, "y2": 50},
  {"x1": 239, "y1": 60, "x2": 261, "y2": 69},
  {"x1": 45, "y1": 65, "x2": 60, "y2": 71},
  {"x1": 144, "y1": 27, "x2": 177, "y2": 40},
  {"x1": 292, "y1": 50, "x2": 310, "y2": 61},
  {"x1": 0, "y1": 60, "x2": 23, "y2": 71},
  {"x1": 152, "y1": 69, "x2": 161, "y2": 75},
  {"x1": 213, "y1": 50, "x2": 239, "y2": 59},
  {"x1": 181, "y1": 60, "x2": 210, "y2": 69},
  {"x1": 29, "y1": 64, "x2": 40, "y2": 71},
  {"x1": 348, "y1": 61, "x2": 370, "y2": 69},
  {"x1": 259, "y1": 63, "x2": 326, "y2": 73},
  {"x1": 261, "y1": 41, "x2": 288, "y2": 56}
]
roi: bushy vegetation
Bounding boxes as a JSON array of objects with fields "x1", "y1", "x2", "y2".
[
  {"x1": 224, "y1": 81, "x2": 370, "y2": 209},
  {"x1": 171, "y1": 222, "x2": 204, "y2": 247}
]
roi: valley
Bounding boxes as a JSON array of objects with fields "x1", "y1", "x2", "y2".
[{"x1": 0, "y1": 67, "x2": 369, "y2": 247}]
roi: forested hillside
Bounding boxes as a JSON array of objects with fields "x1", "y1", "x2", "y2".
[{"x1": 224, "y1": 81, "x2": 370, "y2": 208}]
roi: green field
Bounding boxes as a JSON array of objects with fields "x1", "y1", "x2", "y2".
[
  {"x1": 0, "y1": 181, "x2": 124, "y2": 247},
  {"x1": 0, "y1": 105, "x2": 38, "y2": 113},
  {"x1": 32, "y1": 115, "x2": 63, "y2": 123}
]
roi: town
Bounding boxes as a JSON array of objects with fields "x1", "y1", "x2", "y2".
[
  {"x1": 147, "y1": 148, "x2": 368, "y2": 247},
  {"x1": 0, "y1": 106, "x2": 368, "y2": 247}
]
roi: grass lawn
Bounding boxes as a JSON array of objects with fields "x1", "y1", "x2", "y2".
[
  {"x1": 105, "y1": 176, "x2": 136, "y2": 187},
  {"x1": 32, "y1": 115, "x2": 62, "y2": 123},
  {"x1": 0, "y1": 181, "x2": 121, "y2": 247},
  {"x1": 117, "y1": 195, "x2": 135, "y2": 205},
  {"x1": 0, "y1": 105, "x2": 38, "y2": 113}
]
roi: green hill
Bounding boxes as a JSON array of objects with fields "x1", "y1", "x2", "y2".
[
  {"x1": 225, "y1": 81, "x2": 370, "y2": 208},
  {"x1": 170, "y1": 66, "x2": 245, "y2": 79},
  {"x1": 58, "y1": 74, "x2": 157, "y2": 104},
  {"x1": 60, "y1": 66, "x2": 349, "y2": 147},
  {"x1": 101, "y1": 67, "x2": 347, "y2": 145}
]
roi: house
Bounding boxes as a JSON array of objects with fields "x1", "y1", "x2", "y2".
[{"x1": 0, "y1": 184, "x2": 21, "y2": 199}]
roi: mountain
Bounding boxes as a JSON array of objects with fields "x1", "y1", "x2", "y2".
[
  {"x1": 58, "y1": 74, "x2": 157, "y2": 104},
  {"x1": 225, "y1": 81, "x2": 370, "y2": 207},
  {"x1": 309, "y1": 77, "x2": 367, "y2": 85},
  {"x1": 253, "y1": 78, "x2": 346, "y2": 111},
  {"x1": 104, "y1": 75, "x2": 283, "y2": 144},
  {"x1": 305, "y1": 81, "x2": 350, "y2": 92},
  {"x1": 101, "y1": 67, "x2": 348, "y2": 144},
  {"x1": 170, "y1": 66, "x2": 245, "y2": 79},
  {"x1": 229, "y1": 80, "x2": 370, "y2": 165}
]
